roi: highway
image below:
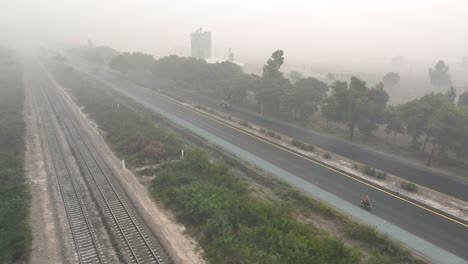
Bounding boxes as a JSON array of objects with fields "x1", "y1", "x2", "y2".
[
  {"x1": 161, "y1": 88, "x2": 468, "y2": 202},
  {"x1": 64, "y1": 61, "x2": 468, "y2": 262}
]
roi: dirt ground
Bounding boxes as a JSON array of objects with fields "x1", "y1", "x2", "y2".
[
  {"x1": 24, "y1": 72, "x2": 63, "y2": 264},
  {"x1": 43, "y1": 65, "x2": 206, "y2": 264}
]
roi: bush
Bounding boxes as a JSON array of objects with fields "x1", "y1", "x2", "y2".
[
  {"x1": 265, "y1": 130, "x2": 276, "y2": 137},
  {"x1": 291, "y1": 139, "x2": 303, "y2": 147},
  {"x1": 369, "y1": 168, "x2": 376, "y2": 177},
  {"x1": 376, "y1": 171, "x2": 387, "y2": 180},
  {"x1": 259, "y1": 128, "x2": 266, "y2": 134},
  {"x1": 300, "y1": 144, "x2": 315, "y2": 151},
  {"x1": 226, "y1": 115, "x2": 232, "y2": 120},
  {"x1": 363, "y1": 166, "x2": 371, "y2": 175},
  {"x1": 323, "y1": 152, "x2": 331, "y2": 159},
  {"x1": 274, "y1": 134, "x2": 282, "y2": 140},
  {"x1": 400, "y1": 181, "x2": 417, "y2": 192},
  {"x1": 352, "y1": 163, "x2": 359, "y2": 169},
  {"x1": 239, "y1": 120, "x2": 250, "y2": 127}
]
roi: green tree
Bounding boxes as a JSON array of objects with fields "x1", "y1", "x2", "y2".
[
  {"x1": 429, "y1": 60, "x2": 451, "y2": 88},
  {"x1": 382, "y1": 72, "x2": 400, "y2": 86},
  {"x1": 289, "y1": 71, "x2": 303, "y2": 84},
  {"x1": 109, "y1": 52, "x2": 131, "y2": 76},
  {"x1": 426, "y1": 103, "x2": 467, "y2": 165},
  {"x1": 256, "y1": 50, "x2": 290, "y2": 114},
  {"x1": 256, "y1": 78, "x2": 291, "y2": 114},
  {"x1": 262, "y1": 50, "x2": 284, "y2": 79},
  {"x1": 281, "y1": 77, "x2": 328, "y2": 123},
  {"x1": 384, "y1": 105, "x2": 404, "y2": 137},
  {"x1": 458, "y1": 90, "x2": 468, "y2": 107},
  {"x1": 323, "y1": 78, "x2": 388, "y2": 140},
  {"x1": 398, "y1": 92, "x2": 453, "y2": 152}
]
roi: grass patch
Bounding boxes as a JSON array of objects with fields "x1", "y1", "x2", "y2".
[{"x1": 0, "y1": 55, "x2": 31, "y2": 263}]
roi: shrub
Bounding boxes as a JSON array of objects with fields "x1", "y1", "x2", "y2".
[
  {"x1": 369, "y1": 168, "x2": 376, "y2": 177},
  {"x1": 265, "y1": 130, "x2": 276, "y2": 137},
  {"x1": 274, "y1": 134, "x2": 282, "y2": 140},
  {"x1": 259, "y1": 128, "x2": 266, "y2": 134},
  {"x1": 400, "y1": 181, "x2": 417, "y2": 192},
  {"x1": 352, "y1": 163, "x2": 359, "y2": 170},
  {"x1": 376, "y1": 171, "x2": 387, "y2": 180},
  {"x1": 363, "y1": 166, "x2": 371, "y2": 175},
  {"x1": 226, "y1": 115, "x2": 232, "y2": 120},
  {"x1": 291, "y1": 139, "x2": 303, "y2": 147},
  {"x1": 239, "y1": 120, "x2": 250, "y2": 127},
  {"x1": 323, "y1": 152, "x2": 331, "y2": 159},
  {"x1": 300, "y1": 144, "x2": 315, "y2": 151}
]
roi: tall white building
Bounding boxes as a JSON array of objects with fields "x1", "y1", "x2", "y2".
[{"x1": 191, "y1": 28, "x2": 211, "y2": 59}]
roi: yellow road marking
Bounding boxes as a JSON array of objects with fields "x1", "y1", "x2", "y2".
[{"x1": 140, "y1": 87, "x2": 468, "y2": 228}]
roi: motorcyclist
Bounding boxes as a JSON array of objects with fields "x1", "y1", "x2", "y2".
[{"x1": 362, "y1": 195, "x2": 370, "y2": 206}]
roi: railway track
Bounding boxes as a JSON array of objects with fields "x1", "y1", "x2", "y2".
[
  {"x1": 34, "y1": 83, "x2": 104, "y2": 264},
  {"x1": 32, "y1": 65, "x2": 169, "y2": 263}
]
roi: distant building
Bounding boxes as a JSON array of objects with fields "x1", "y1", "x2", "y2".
[{"x1": 191, "y1": 28, "x2": 211, "y2": 59}]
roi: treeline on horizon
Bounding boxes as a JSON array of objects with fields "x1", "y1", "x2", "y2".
[{"x1": 68, "y1": 45, "x2": 468, "y2": 167}]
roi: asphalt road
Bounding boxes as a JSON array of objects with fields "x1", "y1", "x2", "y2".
[
  {"x1": 79, "y1": 69, "x2": 468, "y2": 262},
  {"x1": 163, "y1": 88, "x2": 468, "y2": 202}
]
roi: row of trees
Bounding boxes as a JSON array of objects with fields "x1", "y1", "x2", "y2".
[
  {"x1": 107, "y1": 50, "x2": 468, "y2": 165},
  {"x1": 385, "y1": 88, "x2": 468, "y2": 165}
]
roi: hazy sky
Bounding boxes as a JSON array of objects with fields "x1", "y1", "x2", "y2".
[{"x1": 2, "y1": 0, "x2": 467, "y2": 63}]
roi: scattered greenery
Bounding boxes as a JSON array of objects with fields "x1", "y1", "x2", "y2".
[
  {"x1": 323, "y1": 152, "x2": 332, "y2": 159},
  {"x1": 0, "y1": 54, "x2": 31, "y2": 264}
]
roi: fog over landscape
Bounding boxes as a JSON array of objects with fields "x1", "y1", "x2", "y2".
[
  {"x1": 2, "y1": 0, "x2": 468, "y2": 64},
  {"x1": 2, "y1": 1, "x2": 468, "y2": 264}
]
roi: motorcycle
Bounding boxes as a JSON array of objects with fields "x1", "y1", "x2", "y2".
[{"x1": 360, "y1": 199, "x2": 372, "y2": 210}]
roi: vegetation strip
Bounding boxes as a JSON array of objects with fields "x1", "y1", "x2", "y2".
[
  {"x1": 0, "y1": 49, "x2": 31, "y2": 263},
  {"x1": 48, "y1": 60, "x2": 425, "y2": 263}
]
